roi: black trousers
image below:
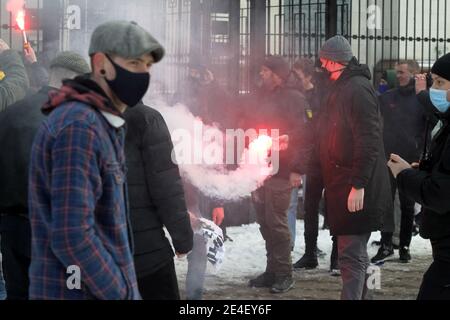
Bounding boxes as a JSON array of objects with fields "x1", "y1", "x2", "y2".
[
  {"x1": 303, "y1": 172, "x2": 324, "y2": 253},
  {"x1": 382, "y1": 175, "x2": 415, "y2": 247},
  {"x1": 0, "y1": 214, "x2": 31, "y2": 300},
  {"x1": 137, "y1": 259, "x2": 180, "y2": 300},
  {"x1": 417, "y1": 238, "x2": 450, "y2": 300}
]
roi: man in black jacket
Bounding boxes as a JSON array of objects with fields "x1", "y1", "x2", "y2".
[
  {"x1": 317, "y1": 36, "x2": 392, "y2": 300},
  {"x1": 388, "y1": 53, "x2": 450, "y2": 300},
  {"x1": 0, "y1": 51, "x2": 90, "y2": 300},
  {"x1": 372, "y1": 60, "x2": 427, "y2": 264},
  {"x1": 244, "y1": 56, "x2": 311, "y2": 294},
  {"x1": 124, "y1": 103, "x2": 194, "y2": 300}
]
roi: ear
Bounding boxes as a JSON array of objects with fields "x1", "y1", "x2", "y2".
[{"x1": 91, "y1": 53, "x2": 107, "y2": 77}]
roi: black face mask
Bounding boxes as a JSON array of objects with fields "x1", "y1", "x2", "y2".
[{"x1": 105, "y1": 55, "x2": 150, "y2": 107}]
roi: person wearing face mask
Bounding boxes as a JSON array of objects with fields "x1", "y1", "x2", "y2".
[
  {"x1": 315, "y1": 35, "x2": 393, "y2": 300},
  {"x1": 371, "y1": 60, "x2": 428, "y2": 265},
  {"x1": 27, "y1": 21, "x2": 164, "y2": 300},
  {"x1": 388, "y1": 53, "x2": 450, "y2": 300}
]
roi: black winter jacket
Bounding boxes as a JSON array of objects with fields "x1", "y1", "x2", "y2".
[
  {"x1": 124, "y1": 104, "x2": 193, "y2": 278},
  {"x1": 397, "y1": 108, "x2": 450, "y2": 241},
  {"x1": 380, "y1": 81, "x2": 428, "y2": 163},
  {"x1": 0, "y1": 86, "x2": 51, "y2": 214},
  {"x1": 317, "y1": 58, "x2": 393, "y2": 236}
]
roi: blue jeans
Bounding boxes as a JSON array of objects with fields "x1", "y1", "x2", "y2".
[
  {"x1": 0, "y1": 237, "x2": 6, "y2": 300},
  {"x1": 186, "y1": 234, "x2": 207, "y2": 300},
  {"x1": 287, "y1": 188, "x2": 299, "y2": 250}
]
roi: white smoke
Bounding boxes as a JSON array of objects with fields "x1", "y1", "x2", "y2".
[{"x1": 145, "y1": 98, "x2": 274, "y2": 201}]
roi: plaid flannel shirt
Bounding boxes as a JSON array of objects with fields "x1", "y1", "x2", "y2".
[{"x1": 28, "y1": 101, "x2": 140, "y2": 300}]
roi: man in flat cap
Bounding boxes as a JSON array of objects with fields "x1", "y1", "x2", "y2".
[
  {"x1": 315, "y1": 35, "x2": 392, "y2": 300},
  {"x1": 27, "y1": 21, "x2": 164, "y2": 300}
]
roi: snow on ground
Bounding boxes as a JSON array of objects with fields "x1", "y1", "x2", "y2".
[{"x1": 174, "y1": 218, "x2": 433, "y2": 288}]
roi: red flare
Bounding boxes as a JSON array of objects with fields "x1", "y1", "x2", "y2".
[{"x1": 250, "y1": 135, "x2": 273, "y2": 154}]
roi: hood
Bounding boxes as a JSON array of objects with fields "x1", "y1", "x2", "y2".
[
  {"x1": 42, "y1": 75, "x2": 121, "y2": 117},
  {"x1": 337, "y1": 57, "x2": 372, "y2": 83}
]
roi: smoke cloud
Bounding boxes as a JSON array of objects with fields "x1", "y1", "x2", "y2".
[{"x1": 146, "y1": 97, "x2": 274, "y2": 202}]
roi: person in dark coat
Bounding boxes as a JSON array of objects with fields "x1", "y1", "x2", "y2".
[
  {"x1": 123, "y1": 103, "x2": 193, "y2": 300},
  {"x1": 291, "y1": 58, "x2": 332, "y2": 270},
  {"x1": 0, "y1": 38, "x2": 29, "y2": 111},
  {"x1": 0, "y1": 51, "x2": 90, "y2": 300},
  {"x1": 372, "y1": 60, "x2": 427, "y2": 264},
  {"x1": 291, "y1": 57, "x2": 341, "y2": 275},
  {"x1": 388, "y1": 53, "x2": 450, "y2": 300},
  {"x1": 243, "y1": 56, "x2": 312, "y2": 294},
  {"x1": 316, "y1": 36, "x2": 392, "y2": 300}
]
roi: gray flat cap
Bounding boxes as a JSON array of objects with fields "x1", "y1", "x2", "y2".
[
  {"x1": 50, "y1": 51, "x2": 91, "y2": 74},
  {"x1": 89, "y1": 20, "x2": 165, "y2": 62},
  {"x1": 319, "y1": 35, "x2": 353, "y2": 63}
]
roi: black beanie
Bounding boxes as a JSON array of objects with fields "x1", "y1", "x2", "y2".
[
  {"x1": 262, "y1": 56, "x2": 291, "y2": 81},
  {"x1": 431, "y1": 53, "x2": 450, "y2": 81}
]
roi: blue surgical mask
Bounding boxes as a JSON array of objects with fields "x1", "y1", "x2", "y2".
[{"x1": 430, "y1": 88, "x2": 450, "y2": 113}]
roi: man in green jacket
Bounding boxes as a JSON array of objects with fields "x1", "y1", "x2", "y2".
[{"x1": 0, "y1": 39, "x2": 30, "y2": 112}]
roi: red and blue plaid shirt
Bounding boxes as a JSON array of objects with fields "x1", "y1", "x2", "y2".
[{"x1": 28, "y1": 79, "x2": 140, "y2": 300}]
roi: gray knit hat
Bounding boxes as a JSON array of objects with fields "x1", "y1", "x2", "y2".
[
  {"x1": 50, "y1": 51, "x2": 91, "y2": 74},
  {"x1": 89, "y1": 20, "x2": 165, "y2": 62},
  {"x1": 319, "y1": 35, "x2": 354, "y2": 63}
]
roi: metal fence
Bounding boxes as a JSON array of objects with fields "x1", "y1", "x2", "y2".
[
  {"x1": 346, "y1": 0, "x2": 450, "y2": 85},
  {"x1": 2, "y1": 0, "x2": 450, "y2": 95},
  {"x1": 0, "y1": 0, "x2": 44, "y2": 54}
]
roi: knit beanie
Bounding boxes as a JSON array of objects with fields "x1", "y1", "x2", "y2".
[
  {"x1": 262, "y1": 56, "x2": 290, "y2": 81},
  {"x1": 431, "y1": 53, "x2": 450, "y2": 81},
  {"x1": 319, "y1": 35, "x2": 354, "y2": 63}
]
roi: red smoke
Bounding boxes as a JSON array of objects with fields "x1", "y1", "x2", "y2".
[{"x1": 6, "y1": 0, "x2": 25, "y2": 15}]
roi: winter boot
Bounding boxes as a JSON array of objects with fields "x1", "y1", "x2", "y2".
[
  {"x1": 371, "y1": 244, "x2": 394, "y2": 265},
  {"x1": 399, "y1": 246, "x2": 411, "y2": 263},
  {"x1": 270, "y1": 275, "x2": 295, "y2": 294},
  {"x1": 248, "y1": 272, "x2": 276, "y2": 288}
]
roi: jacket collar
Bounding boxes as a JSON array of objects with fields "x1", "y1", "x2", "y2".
[
  {"x1": 100, "y1": 111, "x2": 126, "y2": 128},
  {"x1": 43, "y1": 75, "x2": 125, "y2": 128}
]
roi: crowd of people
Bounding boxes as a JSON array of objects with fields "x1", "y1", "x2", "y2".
[{"x1": 0, "y1": 20, "x2": 449, "y2": 301}]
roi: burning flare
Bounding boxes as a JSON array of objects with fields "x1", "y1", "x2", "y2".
[
  {"x1": 7, "y1": 0, "x2": 28, "y2": 45},
  {"x1": 249, "y1": 135, "x2": 273, "y2": 157},
  {"x1": 16, "y1": 9, "x2": 28, "y2": 44},
  {"x1": 16, "y1": 9, "x2": 25, "y2": 30}
]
